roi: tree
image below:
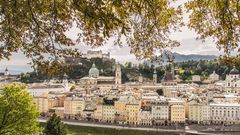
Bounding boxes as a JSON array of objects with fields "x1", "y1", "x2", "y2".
[
  {"x1": 44, "y1": 113, "x2": 68, "y2": 135},
  {"x1": 1, "y1": 0, "x2": 240, "y2": 67},
  {"x1": 185, "y1": 0, "x2": 240, "y2": 54},
  {"x1": 156, "y1": 89, "x2": 164, "y2": 96},
  {"x1": 0, "y1": 83, "x2": 41, "y2": 134},
  {"x1": 0, "y1": 0, "x2": 182, "y2": 63}
]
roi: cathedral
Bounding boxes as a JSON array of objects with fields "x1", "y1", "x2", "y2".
[
  {"x1": 79, "y1": 63, "x2": 122, "y2": 93},
  {"x1": 225, "y1": 66, "x2": 240, "y2": 93}
]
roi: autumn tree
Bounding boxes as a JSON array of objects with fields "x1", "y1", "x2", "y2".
[
  {"x1": 185, "y1": 0, "x2": 240, "y2": 54},
  {"x1": 0, "y1": 83, "x2": 41, "y2": 134},
  {"x1": 0, "y1": 0, "x2": 182, "y2": 62},
  {"x1": 1, "y1": 0, "x2": 240, "y2": 72}
]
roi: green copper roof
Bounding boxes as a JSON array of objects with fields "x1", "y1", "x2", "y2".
[{"x1": 89, "y1": 63, "x2": 99, "y2": 75}]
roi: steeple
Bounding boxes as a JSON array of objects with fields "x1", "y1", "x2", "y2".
[{"x1": 4, "y1": 67, "x2": 9, "y2": 76}]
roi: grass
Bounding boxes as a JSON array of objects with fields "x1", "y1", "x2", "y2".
[{"x1": 40, "y1": 123, "x2": 179, "y2": 135}]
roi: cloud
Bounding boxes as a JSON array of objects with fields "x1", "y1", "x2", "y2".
[{"x1": 172, "y1": 37, "x2": 222, "y2": 55}]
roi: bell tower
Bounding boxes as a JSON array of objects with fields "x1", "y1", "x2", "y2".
[
  {"x1": 115, "y1": 64, "x2": 122, "y2": 85},
  {"x1": 4, "y1": 67, "x2": 9, "y2": 76},
  {"x1": 63, "y1": 73, "x2": 69, "y2": 91}
]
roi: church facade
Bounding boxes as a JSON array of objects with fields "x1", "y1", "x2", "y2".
[
  {"x1": 79, "y1": 63, "x2": 122, "y2": 93},
  {"x1": 224, "y1": 67, "x2": 240, "y2": 93}
]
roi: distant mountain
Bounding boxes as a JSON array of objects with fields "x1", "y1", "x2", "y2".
[
  {"x1": 172, "y1": 52, "x2": 218, "y2": 62},
  {"x1": 143, "y1": 52, "x2": 218, "y2": 66}
]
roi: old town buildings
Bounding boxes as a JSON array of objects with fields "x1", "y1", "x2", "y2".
[{"x1": 24, "y1": 57, "x2": 240, "y2": 126}]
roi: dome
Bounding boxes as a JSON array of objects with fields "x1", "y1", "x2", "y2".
[
  {"x1": 89, "y1": 63, "x2": 99, "y2": 76},
  {"x1": 229, "y1": 66, "x2": 239, "y2": 74}
]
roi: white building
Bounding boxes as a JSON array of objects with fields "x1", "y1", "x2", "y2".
[
  {"x1": 209, "y1": 71, "x2": 219, "y2": 82},
  {"x1": 82, "y1": 50, "x2": 110, "y2": 59},
  {"x1": 139, "y1": 110, "x2": 152, "y2": 126},
  {"x1": 225, "y1": 67, "x2": 240, "y2": 93},
  {"x1": 28, "y1": 84, "x2": 66, "y2": 97},
  {"x1": 151, "y1": 101, "x2": 169, "y2": 125},
  {"x1": 209, "y1": 103, "x2": 240, "y2": 124},
  {"x1": 192, "y1": 75, "x2": 201, "y2": 82}
]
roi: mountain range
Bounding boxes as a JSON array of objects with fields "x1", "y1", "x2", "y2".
[{"x1": 172, "y1": 52, "x2": 217, "y2": 62}]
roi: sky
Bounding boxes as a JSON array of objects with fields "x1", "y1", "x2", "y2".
[{"x1": 0, "y1": 0, "x2": 223, "y2": 73}]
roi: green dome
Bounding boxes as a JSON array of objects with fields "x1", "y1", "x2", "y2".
[{"x1": 89, "y1": 63, "x2": 99, "y2": 75}]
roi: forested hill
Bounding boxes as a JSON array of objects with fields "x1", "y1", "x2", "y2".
[{"x1": 19, "y1": 56, "x2": 239, "y2": 83}]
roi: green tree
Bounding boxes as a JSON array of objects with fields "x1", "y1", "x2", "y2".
[
  {"x1": 0, "y1": 83, "x2": 41, "y2": 135},
  {"x1": 156, "y1": 89, "x2": 163, "y2": 96},
  {"x1": 44, "y1": 113, "x2": 68, "y2": 135}
]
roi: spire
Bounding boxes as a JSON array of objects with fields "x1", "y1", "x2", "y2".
[
  {"x1": 4, "y1": 67, "x2": 9, "y2": 76},
  {"x1": 92, "y1": 62, "x2": 96, "y2": 67}
]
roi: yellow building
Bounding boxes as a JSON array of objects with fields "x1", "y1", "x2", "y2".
[
  {"x1": 114, "y1": 101, "x2": 126, "y2": 124},
  {"x1": 188, "y1": 101, "x2": 204, "y2": 124},
  {"x1": 102, "y1": 105, "x2": 115, "y2": 123},
  {"x1": 33, "y1": 96, "x2": 48, "y2": 113},
  {"x1": 64, "y1": 96, "x2": 85, "y2": 119},
  {"x1": 169, "y1": 99, "x2": 185, "y2": 123},
  {"x1": 94, "y1": 105, "x2": 103, "y2": 121},
  {"x1": 48, "y1": 97, "x2": 59, "y2": 109},
  {"x1": 126, "y1": 102, "x2": 141, "y2": 125}
]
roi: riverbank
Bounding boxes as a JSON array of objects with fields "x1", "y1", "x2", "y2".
[{"x1": 40, "y1": 122, "x2": 180, "y2": 135}]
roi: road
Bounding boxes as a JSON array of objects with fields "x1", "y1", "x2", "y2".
[
  {"x1": 39, "y1": 118, "x2": 184, "y2": 133},
  {"x1": 39, "y1": 119, "x2": 224, "y2": 135}
]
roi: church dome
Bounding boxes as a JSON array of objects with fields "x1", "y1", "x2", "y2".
[
  {"x1": 89, "y1": 63, "x2": 99, "y2": 77},
  {"x1": 229, "y1": 66, "x2": 239, "y2": 74}
]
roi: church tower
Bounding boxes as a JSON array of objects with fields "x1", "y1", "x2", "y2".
[
  {"x1": 153, "y1": 67, "x2": 157, "y2": 84},
  {"x1": 115, "y1": 64, "x2": 122, "y2": 85},
  {"x1": 63, "y1": 73, "x2": 69, "y2": 91},
  {"x1": 4, "y1": 67, "x2": 9, "y2": 76}
]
